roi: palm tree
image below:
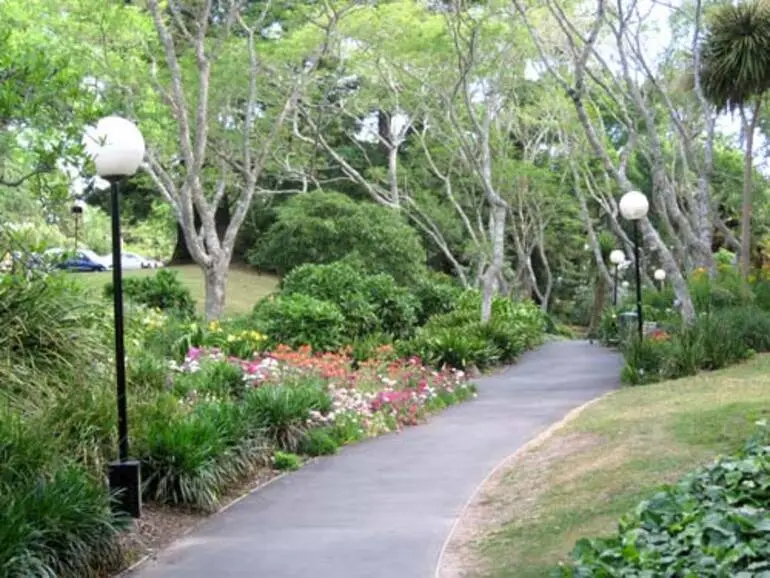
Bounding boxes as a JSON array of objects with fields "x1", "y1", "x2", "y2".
[{"x1": 699, "y1": 0, "x2": 770, "y2": 277}]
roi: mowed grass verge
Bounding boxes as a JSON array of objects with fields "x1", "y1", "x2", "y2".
[
  {"x1": 446, "y1": 355, "x2": 770, "y2": 578},
  {"x1": 70, "y1": 264, "x2": 279, "y2": 316}
]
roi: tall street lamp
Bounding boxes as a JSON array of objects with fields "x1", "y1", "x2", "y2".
[
  {"x1": 619, "y1": 190, "x2": 649, "y2": 341},
  {"x1": 609, "y1": 249, "x2": 625, "y2": 306},
  {"x1": 88, "y1": 116, "x2": 145, "y2": 519},
  {"x1": 654, "y1": 268, "x2": 666, "y2": 291},
  {"x1": 71, "y1": 200, "x2": 85, "y2": 251}
]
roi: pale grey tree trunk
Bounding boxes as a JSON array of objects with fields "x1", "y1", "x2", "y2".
[
  {"x1": 204, "y1": 262, "x2": 228, "y2": 320},
  {"x1": 481, "y1": 204, "x2": 507, "y2": 323}
]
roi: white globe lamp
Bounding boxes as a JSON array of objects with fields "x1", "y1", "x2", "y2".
[
  {"x1": 654, "y1": 268, "x2": 666, "y2": 282},
  {"x1": 609, "y1": 250, "x2": 625, "y2": 265},
  {"x1": 86, "y1": 116, "x2": 145, "y2": 178},
  {"x1": 619, "y1": 190, "x2": 649, "y2": 221},
  {"x1": 85, "y1": 115, "x2": 145, "y2": 520}
]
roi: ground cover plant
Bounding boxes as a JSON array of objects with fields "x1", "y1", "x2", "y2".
[
  {"x1": 562, "y1": 422, "x2": 770, "y2": 576},
  {"x1": 449, "y1": 356, "x2": 770, "y2": 578}
]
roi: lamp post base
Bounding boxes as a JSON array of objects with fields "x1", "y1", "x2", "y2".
[{"x1": 108, "y1": 460, "x2": 142, "y2": 518}]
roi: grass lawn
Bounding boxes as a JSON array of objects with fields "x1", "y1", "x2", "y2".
[
  {"x1": 453, "y1": 356, "x2": 770, "y2": 578},
  {"x1": 71, "y1": 264, "x2": 279, "y2": 316}
]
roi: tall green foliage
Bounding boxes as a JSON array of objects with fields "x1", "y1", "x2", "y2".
[{"x1": 249, "y1": 192, "x2": 428, "y2": 285}]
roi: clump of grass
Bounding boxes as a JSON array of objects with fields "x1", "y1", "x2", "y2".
[
  {"x1": 137, "y1": 398, "x2": 266, "y2": 511},
  {"x1": 242, "y1": 382, "x2": 332, "y2": 452},
  {"x1": 0, "y1": 413, "x2": 126, "y2": 577}
]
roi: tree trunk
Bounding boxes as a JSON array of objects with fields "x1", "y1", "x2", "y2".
[
  {"x1": 588, "y1": 273, "x2": 606, "y2": 336},
  {"x1": 481, "y1": 204, "x2": 507, "y2": 323},
  {"x1": 170, "y1": 198, "x2": 231, "y2": 266},
  {"x1": 204, "y1": 262, "x2": 228, "y2": 320},
  {"x1": 740, "y1": 100, "x2": 761, "y2": 278}
]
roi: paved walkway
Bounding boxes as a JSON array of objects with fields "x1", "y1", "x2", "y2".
[{"x1": 132, "y1": 340, "x2": 621, "y2": 578}]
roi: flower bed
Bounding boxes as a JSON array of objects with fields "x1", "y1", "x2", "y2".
[{"x1": 171, "y1": 344, "x2": 476, "y2": 439}]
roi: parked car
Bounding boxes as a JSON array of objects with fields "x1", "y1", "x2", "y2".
[
  {"x1": 52, "y1": 250, "x2": 108, "y2": 272},
  {"x1": 104, "y1": 252, "x2": 163, "y2": 270}
]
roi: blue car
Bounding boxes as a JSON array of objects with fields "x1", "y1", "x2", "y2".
[{"x1": 54, "y1": 250, "x2": 108, "y2": 273}]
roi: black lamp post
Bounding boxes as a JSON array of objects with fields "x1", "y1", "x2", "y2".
[
  {"x1": 619, "y1": 190, "x2": 649, "y2": 341},
  {"x1": 609, "y1": 249, "x2": 625, "y2": 306},
  {"x1": 71, "y1": 200, "x2": 84, "y2": 251},
  {"x1": 89, "y1": 115, "x2": 145, "y2": 519}
]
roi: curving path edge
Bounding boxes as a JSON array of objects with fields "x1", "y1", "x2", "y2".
[{"x1": 131, "y1": 340, "x2": 621, "y2": 578}]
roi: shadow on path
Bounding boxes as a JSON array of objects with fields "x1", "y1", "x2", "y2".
[{"x1": 131, "y1": 340, "x2": 621, "y2": 578}]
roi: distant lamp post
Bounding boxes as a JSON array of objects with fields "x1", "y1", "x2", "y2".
[
  {"x1": 609, "y1": 249, "x2": 625, "y2": 306},
  {"x1": 654, "y1": 268, "x2": 666, "y2": 291},
  {"x1": 88, "y1": 116, "x2": 145, "y2": 519},
  {"x1": 70, "y1": 200, "x2": 85, "y2": 251},
  {"x1": 619, "y1": 191, "x2": 649, "y2": 341}
]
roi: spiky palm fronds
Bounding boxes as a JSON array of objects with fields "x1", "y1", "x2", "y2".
[{"x1": 700, "y1": 0, "x2": 770, "y2": 112}]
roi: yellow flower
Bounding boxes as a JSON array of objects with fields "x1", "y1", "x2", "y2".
[
  {"x1": 208, "y1": 320, "x2": 221, "y2": 333},
  {"x1": 227, "y1": 334, "x2": 237, "y2": 342}
]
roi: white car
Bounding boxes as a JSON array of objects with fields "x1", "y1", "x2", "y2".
[{"x1": 104, "y1": 252, "x2": 163, "y2": 270}]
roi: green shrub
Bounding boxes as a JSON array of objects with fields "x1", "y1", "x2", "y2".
[
  {"x1": 273, "y1": 451, "x2": 301, "y2": 471},
  {"x1": 619, "y1": 306, "x2": 770, "y2": 385},
  {"x1": 252, "y1": 293, "x2": 346, "y2": 352},
  {"x1": 403, "y1": 294, "x2": 545, "y2": 370},
  {"x1": 280, "y1": 261, "x2": 419, "y2": 338},
  {"x1": 249, "y1": 191, "x2": 427, "y2": 285},
  {"x1": 361, "y1": 273, "x2": 419, "y2": 337},
  {"x1": 402, "y1": 324, "x2": 501, "y2": 371},
  {"x1": 280, "y1": 261, "x2": 378, "y2": 337},
  {"x1": 751, "y1": 278, "x2": 770, "y2": 311},
  {"x1": 349, "y1": 332, "x2": 393, "y2": 363},
  {"x1": 129, "y1": 349, "x2": 170, "y2": 391},
  {"x1": 242, "y1": 383, "x2": 332, "y2": 452},
  {"x1": 562, "y1": 424, "x2": 770, "y2": 577},
  {"x1": 698, "y1": 309, "x2": 753, "y2": 370},
  {"x1": 298, "y1": 428, "x2": 339, "y2": 456},
  {"x1": 620, "y1": 336, "x2": 674, "y2": 385},
  {"x1": 172, "y1": 359, "x2": 245, "y2": 400},
  {"x1": 41, "y1": 378, "x2": 117, "y2": 474},
  {"x1": 411, "y1": 271, "x2": 465, "y2": 324},
  {"x1": 138, "y1": 400, "x2": 261, "y2": 511},
  {"x1": 0, "y1": 271, "x2": 104, "y2": 375},
  {"x1": 106, "y1": 269, "x2": 195, "y2": 316},
  {"x1": 0, "y1": 415, "x2": 125, "y2": 577}
]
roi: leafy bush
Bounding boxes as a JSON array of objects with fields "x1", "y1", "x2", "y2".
[
  {"x1": 273, "y1": 451, "x2": 301, "y2": 471},
  {"x1": 252, "y1": 293, "x2": 346, "y2": 352},
  {"x1": 0, "y1": 415, "x2": 125, "y2": 577},
  {"x1": 249, "y1": 191, "x2": 427, "y2": 285},
  {"x1": 401, "y1": 324, "x2": 501, "y2": 370},
  {"x1": 411, "y1": 271, "x2": 465, "y2": 324},
  {"x1": 619, "y1": 306, "x2": 770, "y2": 384},
  {"x1": 562, "y1": 424, "x2": 770, "y2": 577},
  {"x1": 106, "y1": 269, "x2": 195, "y2": 316},
  {"x1": 280, "y1": 261, "x2": 419, "y2": 338},
  {"x1": 242, "y1": 383, "x2": 332, "y2": 452},
  {"x1": 403, "y1": 294, "x2": 545, "y2": 370},
  {"x1": 280, "y1": 261, "x2": 378, "y2": 337}
]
